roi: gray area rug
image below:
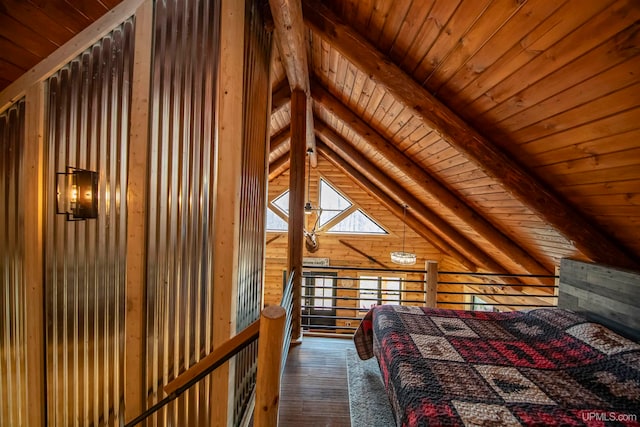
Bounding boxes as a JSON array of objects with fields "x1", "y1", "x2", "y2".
[{"x1": 345, "y1": 348, "x2": 396, "y2": 427}]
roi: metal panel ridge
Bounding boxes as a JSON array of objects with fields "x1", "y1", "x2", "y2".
[{"x1": 44, "y1": 19, "x2": 134, "y2": 427}]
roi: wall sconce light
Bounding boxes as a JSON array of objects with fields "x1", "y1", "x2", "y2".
[{"x1": 56, "y1": 167, "x2": 98, "y2": 221}]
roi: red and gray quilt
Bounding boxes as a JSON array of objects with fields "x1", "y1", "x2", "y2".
[{"x1": 353, "y1": 306, "x2": 640, "y2": 426}]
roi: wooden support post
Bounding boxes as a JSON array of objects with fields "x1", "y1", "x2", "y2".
[
  {"x1": 124, "y1": 0, "x2": 153, "y2": 422},
  {"x1": 213, "y1": 0, "x2": 246, "y2": 424},
  {"x1": 24, "y1": 83, "x2": 45, "y2": 427},
  {"x1": 425, "y1": 261, "x2": 438, "y2": 308},
  {"x1": 254, "y1": 306, "x2": 286, "y2": 427},
  {"x1": 288, "y1": 89, "x2": 306, "y2": 341}
]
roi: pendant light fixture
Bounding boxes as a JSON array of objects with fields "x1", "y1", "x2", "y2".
[{"x1": 391, "y1": 205, "x2": 416, "y2": 265}]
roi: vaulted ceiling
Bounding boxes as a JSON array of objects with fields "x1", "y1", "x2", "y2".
[
  {"x1": 1, "y1": 0, "x2": 639, "y2": 275},
  {"x1": 267, "y1": 0, "x2": 640, "y2": 275}
]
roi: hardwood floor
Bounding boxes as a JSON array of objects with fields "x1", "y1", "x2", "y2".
[{"x1": 278, "y1": 336, "x2": 354, "y2": 426}]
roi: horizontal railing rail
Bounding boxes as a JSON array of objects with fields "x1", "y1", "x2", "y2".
[
  {"x1": 299, "y1": 264, "x2": 558, "y2": 335},
  {"x1": 436, "y1": 270, "x2": 558, "y2": 310}
]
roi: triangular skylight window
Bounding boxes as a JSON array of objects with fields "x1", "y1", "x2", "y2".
[
  {"x1": 272, "y1": 191, "x2": 290, "y2": 216},
  {"x1": 319, "y1": 179, "x2": 352, "y2": 227},
  {"x1": 266, "y1": 207, "x2": 288, "y2": 231},
  {"x1": 327, "y1": 209, "x2": 387, "y2": 234},
  {"x1": 269, "y1": 179, "x2": 386, "y2": 235}
]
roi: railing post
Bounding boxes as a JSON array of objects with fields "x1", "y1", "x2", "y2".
[
  {"x1": 553, "y1": 265, "x2": 560, "y2": 306},
  {"x1": 254, "y1": 305, "x2": 286, "y2": 427},
  {"x1": 425, "y1": 260, "x2": 438, "y2": 307}
]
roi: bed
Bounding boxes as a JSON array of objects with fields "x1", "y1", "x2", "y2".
[{"x1": 353, "y1": 259, "x2": 640, "y2": 426}]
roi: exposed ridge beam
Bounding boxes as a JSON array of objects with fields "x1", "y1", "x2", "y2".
[
  {"x1": 269, "y1": 0, "x2": 316, "y2": 165},
  {"x1": 303, "y1": 0, "x2": 639, "y2": 270},
  {"x1": 317, "y1": 144, "x2": 475, "y2": 272},
  {"x1": 311, "y1": 82, "x2": 550, "y2": 276}
]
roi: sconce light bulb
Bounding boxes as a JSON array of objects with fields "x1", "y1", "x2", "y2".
[{"x1": 70, "y1": 186, "x2": 79, "y2": 203}]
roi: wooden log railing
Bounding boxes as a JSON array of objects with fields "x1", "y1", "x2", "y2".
[
  {"x1": 124, "y1": 306, "x2": 286, "y2": 427},
  {"x1": 255, "y1": 306, "x2": 286, "y2": 426}
]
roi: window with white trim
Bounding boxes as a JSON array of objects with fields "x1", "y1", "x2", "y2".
[{"x1": 359, "y1": 275, "x2": 402, "y2": 310}]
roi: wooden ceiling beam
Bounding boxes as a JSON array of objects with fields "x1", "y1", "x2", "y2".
[
  {"x1": 271, "y1": 82, "x2": 291, "y2": 114},
  {"x1": 316, "y1": 124, "x2": 518, "y2": 275},
  {"x1": 317, "y1": 142, "x2": 477, "y2": 272},
  {"x1": 312, "y1": 82, "x2": 551, "y2": 276},
  {"x1": 303, "y1": 0, "x2": 639, "y2": 270},
  {"x1": 269, "y1": 126, "x2": 291, "y2": 163},
  {"x1": 268, "y1": 155, "x2": 290, "y2": 181},
  {"x1": 269, "y1": 0, "x2": 316, "y2": 165}
]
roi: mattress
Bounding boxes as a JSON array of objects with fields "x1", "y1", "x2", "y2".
[{"x1": 353, "y1": 306, "x2": 640, "y2": 426}]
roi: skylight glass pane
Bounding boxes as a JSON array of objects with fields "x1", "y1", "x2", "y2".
[
  {"x1": 319, "y1": 179, "x2": 351, "y2": 226},
  {"x1": 266, "y1": 207, "x2": 288, "y2": 231},
  {"x1": 327, "y1": 209, "x2": 387, "y2": 234},
  {"x1": 272, "y1": 191, "x2": 289, "y2": 215}
]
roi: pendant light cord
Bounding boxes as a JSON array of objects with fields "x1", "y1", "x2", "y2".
[
  {"x1": 306, "y1": 149, "x2": 312, "y2": 205},
  {"x1": 402, "y1": 205, "x2": 407, "y2": 253}
]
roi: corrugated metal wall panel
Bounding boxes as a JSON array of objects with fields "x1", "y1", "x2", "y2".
[
  {"x1": 44, "y1": 20, "x2": 134, "y2": 427},
  {"x1": 145, "y1": 0, "x2": 220, "y2": 425},
  {"x1": 233, "y1": 1, "x2": 272, "y2": 423},
  {"x1": 0, "y1": 100, "x2": 28, "y2": 427}
]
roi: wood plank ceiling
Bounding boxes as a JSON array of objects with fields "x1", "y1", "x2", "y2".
[
  {"x1": 0, "y1": 0, "x2": 125, "y2": 90},
  {"x1": 1, "y1": 0, "x2": 639, "y2": 275},
  {"x1": 269, "y1": 0, "x2": 640, "y2": 275}
]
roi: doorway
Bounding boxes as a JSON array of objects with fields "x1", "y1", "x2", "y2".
[{"x1": 302, "y1": 272, "x2": 338, "y2": 331}]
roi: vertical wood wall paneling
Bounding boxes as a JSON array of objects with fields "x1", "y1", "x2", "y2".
[
  {"x1": 145, "y1": 0, "x2": 221, "y2": 425},
  {"x1": 214, "y1": 0, "x2": 245, "y2": 424},
  {"x1": 0, "y1": 100, "x2": 29, "y2": 426},
  {"x1": 124, "y1": 0, "x2": 153, "y2": 423},
  {"x1": 233, "y1": 0, "x2": 272, "y2": 423},
  {"x1": 44, "y1": 19, "x2": 134, "y2": 427}
]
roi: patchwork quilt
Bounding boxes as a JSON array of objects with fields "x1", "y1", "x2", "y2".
[{"x1": 353, "y1": 306, "x2": 640, "y2": 426}]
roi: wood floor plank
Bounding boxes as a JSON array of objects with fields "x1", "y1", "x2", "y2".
[{"x1": 278, "y1": 336, "x2": 354, "y2": 426}]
